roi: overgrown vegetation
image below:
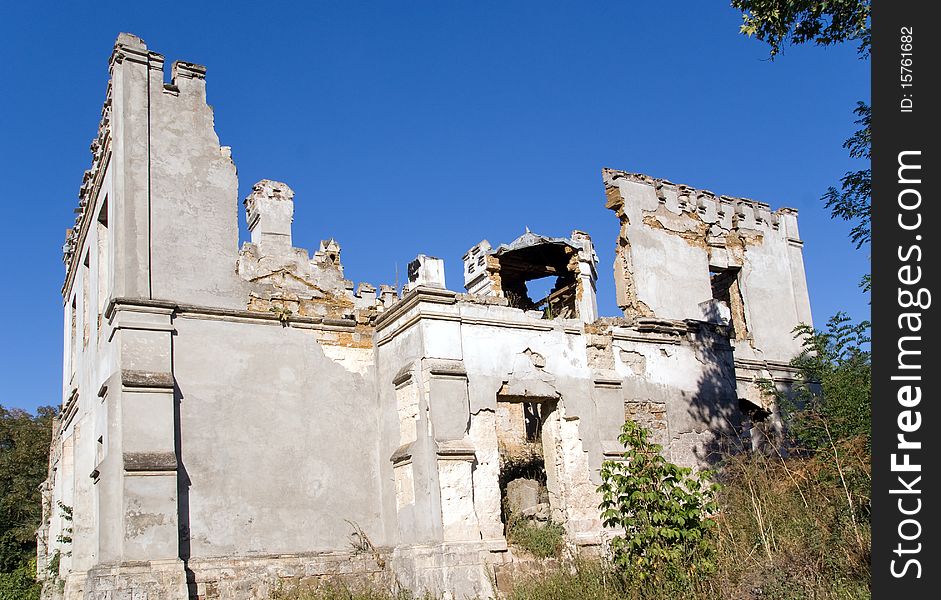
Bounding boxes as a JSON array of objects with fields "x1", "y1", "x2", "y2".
[
  {"x1": 710, "y1": 439, "x2": 870, "y2": 599},
  {"x1": 775, "y1": 314, "x2": 871, "y2": 449},
  {"x1": 0, "y1": 404, "x2": 55, "y2": 599},
  {"x1": 505, "y1": 518, "x2": 565, "y2": 559},
  {"x1": 597, "y1": 421, "x2": 718, "y2": 582},
  {"x1": 271, "y1": 583, "x2": 420, "y2": 600}
]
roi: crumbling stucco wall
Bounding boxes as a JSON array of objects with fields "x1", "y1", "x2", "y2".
[
  {"x1": 147, "y1": 59, "x2": 244, "y2": 308},
  {"x1": 603, "y1": 168, "x2": 812, "y2": 431},
  {"x1": 376, "y1": 290, "x2": 617, "y2": 551},
  {"x1": 603, "y1": 168, "x2": 813, "y2": 362},
  {"x1": 587, "y1": 318, "x2": 740, "y2": 467}
]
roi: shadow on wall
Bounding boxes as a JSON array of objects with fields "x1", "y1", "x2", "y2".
[
  {"x1": 684, "y1": 301, "x2": 748, "y2": 467},
  {"x1": 172, "y1": 375, "x2": 198, "y2": 598}
]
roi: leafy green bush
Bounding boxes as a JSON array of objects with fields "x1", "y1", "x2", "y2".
[
  {"x1": 1, "y1": 405, "x2": 54, "y2": 598},
  {"x1": 0, "y1": 559, "x2": 41, "y2": 600},
  {"x1": 505, "y1": 517, "x2": 565, "y2": 559},
  {"x1": 597, "y1": 420, "x2": 718, "y2": 581}
]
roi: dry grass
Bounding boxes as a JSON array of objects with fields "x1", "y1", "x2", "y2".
[{"x1": 275, "y1": 441, "x2": 871, "y2": 600}]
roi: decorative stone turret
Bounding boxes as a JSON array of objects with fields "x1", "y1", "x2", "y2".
[{"x1": 245, "y1": 179, "x2": 295, "y2": 253}]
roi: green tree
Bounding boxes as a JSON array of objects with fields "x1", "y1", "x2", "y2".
[
  {"x1": 774, "y1": 314, "x2": 871, "y2": 450},
  {"x1": 731, "y1": 0, "x2": 870, "y2": 58},
  {"x1": 0, "y1": 404, "x2": 55, "y2": 596},
  {"x1": 598, "y1": 421, "x2": 719, "y2": 582},
  {"x1": 824, "y1": 101, "x2": 871, "y2": 291},
  {"x1": 0, "y1": 559, "x2": 42, "y2": 600}
]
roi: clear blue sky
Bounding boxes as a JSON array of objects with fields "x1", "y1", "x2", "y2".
[{"x1": 0, "y1": 2, "x2": 870, "y2": 412}]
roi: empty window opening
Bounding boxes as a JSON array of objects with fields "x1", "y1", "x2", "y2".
[
  {"x1": 710, "y1": 267, "x2": 748, "y2": 339},
  {"x1": 738, "y1": 398, "x2": 774, "y2": 453},
  {"x1": 524, "y1": 277, "x2": 555, "y2": 307},
  {"x1": 96, "y1": 198, "x2": 109, "y2": 333},
  {"x1": 496, "y1": 243, "x2": 578, "y2": 319},
  {"x1": 82, "y1": 252, "x2": 90, "y2": 348},
  {"x1": 69, "y1": 296, "x2": 77, "y2": 375}
]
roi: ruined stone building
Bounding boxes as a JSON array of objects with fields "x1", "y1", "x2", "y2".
[{"x1": 39, "y1": 34, "x2": 814, "y2": 600}]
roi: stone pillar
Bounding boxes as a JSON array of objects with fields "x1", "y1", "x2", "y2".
[
  {"x1": 423, "y1": 359, "x2": 480, "y2": 542},
  {"x1": 108, "y1": 33, "x2": 157, "y2": 301},
  {"x1": 463, "y1": 240, "x2": 494, "y2": 295},
  {"x1": 406, "y1": 255, "x2": 447, "y2": 291},
  {"x1": 90, "y1": 301, "x2": 187, "y2": 597},
  {"x1": 245, "y1": 179, "x2": 295, "y2": 253},
  {"x1": 571, "y1": 230, "x2": 599, "y2": 323}
]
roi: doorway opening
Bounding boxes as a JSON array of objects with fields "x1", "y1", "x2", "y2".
[{"x1": 495, "y1": 398, "x2": 560, "y2": 534}]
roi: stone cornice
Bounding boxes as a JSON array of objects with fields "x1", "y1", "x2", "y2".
[
  {"x1": 375, "y1": 302, "x2": 584, "y2": 349},
  {"x1": 60, "y1": 387, "x2": 80, "y2": 432},
  {"x1": 108, "y1": 36, "x2": 150, "y2": 69},
  {"x1": 435, "y1": 439, "x2": 477, "y2": 461},
  {"x1": 121, "y1": 369, "x2": 174, "y2": 390},
  {"x1": 424, "y1": 358, "x2": 467, "y2": 378},
  {"x1": 374, "y1": 286, "x2": 458, "y2": 330},
  {"x1": 602, "y1": 167, "x2": 800, "y2": 236},
  {"x1": 62, "y1": 85, "x2": 112, "y2": 300},
  {"x1": 105, "y1": 296, "x2": 364, "y2": 332},
  {"x1": 734, "y1": 357, "x2": 802, "y2": 376},
  {"x1": 171, "y1": 60, "x2": 207, "y2": 81},
  {"x1": 123, "y1": 451, "x2": 177, "y2": 472},
  {"x1": 602, "y1": 167, "x2": 799, "y2": 215}
]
